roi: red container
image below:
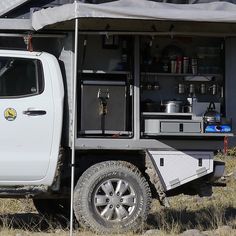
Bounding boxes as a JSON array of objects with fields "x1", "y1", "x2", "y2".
[{"x1": 176, "y1": 56, "x2": 182, "y2": 74}]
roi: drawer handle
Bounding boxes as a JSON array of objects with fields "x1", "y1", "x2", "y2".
[{"x1": 179, "y1": 123, "x2": 183, "y2": 132}]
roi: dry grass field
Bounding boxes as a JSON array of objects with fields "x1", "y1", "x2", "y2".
[{"x1": 0, "y1": 151, "x2": 235, "y2": 236}]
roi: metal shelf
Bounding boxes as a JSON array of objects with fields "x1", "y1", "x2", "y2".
[
  {"x1": 142, "y1": 112, "x2": 193, "y2": 116},
  {"x1": 141, "y1": 72, "x2": 222, "y2": 77},
  {"x1": 80, "y1": 70, "x2": 130, "y2": 75},
  {"x1": 143, "y1": 133, "x2": 234, "y2": 137},
  {"x1": 80, "y1": 70, "x2": 221, "y2": 77}
]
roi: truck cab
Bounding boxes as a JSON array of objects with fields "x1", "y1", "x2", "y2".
[{"x1": 0, "y1": 50, "x2": 64, "y2": 185}]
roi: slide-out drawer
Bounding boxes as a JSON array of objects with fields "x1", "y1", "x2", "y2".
[{"x1": 160, "y1": 121, "x2": 201, "y2": 133}]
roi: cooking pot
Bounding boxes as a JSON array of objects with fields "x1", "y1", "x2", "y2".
[
  {"x1": 163, "y1": 100, "x2": 183, "y2": 113},
  {"x1": 204, "y1": 102, "x2": 221, "y2": 124},
  {"x1": 142, "y1": 100, "x2": 160, "y2": 112},
  {"x1": 182, "y1": 104, "x2": 192, "y2": 113}
]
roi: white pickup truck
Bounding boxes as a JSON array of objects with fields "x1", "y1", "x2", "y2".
[{"x1": 0, "y1": 49, "x2": 226, "y2": 234}]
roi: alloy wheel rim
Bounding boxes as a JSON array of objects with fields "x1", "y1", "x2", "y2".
[{"x1": 93, "y1": 178, "x2": 137, "y2": 222}]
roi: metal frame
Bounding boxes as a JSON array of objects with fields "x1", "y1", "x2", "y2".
[
  {"x1": 70, "y1": 16, "x2": 78, "y2": 236},
  {"x1": 77, "y1": 31, "x2": 236, "y2": 38},
  {"x1": 75, "y1": 33, "x2": 231, "y2": 151},
  {"x1": 75, "y1": 138, "x2": 224, "y2": 151},
  {"x1": 134, "y1": 36, "x2": 140, "y2": 140},
  {"x1": 0, "y1": 33, "x2": 66, "y2": 38}
]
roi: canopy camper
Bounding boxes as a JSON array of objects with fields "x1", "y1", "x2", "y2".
[{"x1": 0, "y1": 0, "x2": 235, "y2": 234}]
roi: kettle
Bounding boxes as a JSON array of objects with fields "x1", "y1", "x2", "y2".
[{"x1": 204, "y1": 102, "x2": 221, "y2": 124}]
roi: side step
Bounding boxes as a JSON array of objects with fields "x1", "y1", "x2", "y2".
[{"x1": 0, "y1": 186, "x2": 48, "y2": 198}]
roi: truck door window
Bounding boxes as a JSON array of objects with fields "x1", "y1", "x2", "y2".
[{"x1": 0, "y1": 57, "x2": 44, "y2": 98}]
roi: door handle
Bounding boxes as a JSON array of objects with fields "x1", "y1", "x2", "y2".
[{"x1": 23, "y1": 110, "x2": 47, "y2": 116}]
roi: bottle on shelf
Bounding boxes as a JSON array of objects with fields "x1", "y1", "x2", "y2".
[{"x1": 121, "y1": 39, "x2": 128, "y2": 67}]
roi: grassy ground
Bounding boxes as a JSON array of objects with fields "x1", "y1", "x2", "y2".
[{"x1": 0, "y1": 154, "x2": 235, "y2": 235}]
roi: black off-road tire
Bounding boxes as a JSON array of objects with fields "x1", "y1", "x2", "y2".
[{"x1": 73, "y1": 161, "x2": 151, "y2": 234}]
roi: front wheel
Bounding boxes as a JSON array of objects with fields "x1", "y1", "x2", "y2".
[{"x1": 73, "y1": 161, "x2": 151, "y2": 234}]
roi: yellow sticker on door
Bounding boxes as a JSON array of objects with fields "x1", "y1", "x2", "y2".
[{"x1": 4, "y1": 108, "x2": 17, "y2": 121}]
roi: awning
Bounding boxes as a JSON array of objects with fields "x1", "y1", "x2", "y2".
[
  {"x1": 0, "y1": 0, "x2": 30, "y2": 17},
  {"x1": 32, "y1": 0, "x2": 236, "y2": 31}
]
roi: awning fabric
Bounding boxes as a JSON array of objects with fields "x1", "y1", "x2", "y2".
[
  {"x1": 0, "y1": 0, "x2": 29, "y2": 17},
  {"x1": 32, "y1": 0, "x2": 236, "y2": 31}
]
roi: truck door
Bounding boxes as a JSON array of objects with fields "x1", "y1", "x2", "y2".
[{"x1": 0, "y1": 55, "x2": 54, "y2": 182}]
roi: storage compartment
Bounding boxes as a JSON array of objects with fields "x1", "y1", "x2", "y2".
[
  {"x1": 144, "y1": 119, "x2": 202, "y2": 134},
  {"x1": 183, "y1": 122, "x2": 201, "y2": 133},
  {"x1": 77, "y1": 35, "x2": 134, "y2": 137},
  {"x1": 149, "y1": 151, "x2": 214, "y2": 190},
  {"x1": 79, "y1": 78, "x2": 131, "y2": 135},
  {"x1": 76, "y1": 34, "x2": 233, "y2": 139},
  {"x1": 144, "y1": 119, "x2": 161, "y2": 134},
  {"x1": 160, "y1": 121, "x2": 201, "y2": 133},
  {"x1": 161, "y1": 122, "x2": 180, "y2": 133},
  {"x1": 140, "y1": 35, "x2": 233, "y2": 137}
]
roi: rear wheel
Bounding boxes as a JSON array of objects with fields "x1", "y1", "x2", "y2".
[{"x1": 73, "y1": 161, "x2": 151, "y2": 234}]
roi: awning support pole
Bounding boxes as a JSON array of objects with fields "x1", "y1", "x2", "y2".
[
  {"x1": 134, "y1": 36, "x2": 140, "y2": 140},
  {"x1": 70, "y1": 17, "x2": 79, "y2": 236}
]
